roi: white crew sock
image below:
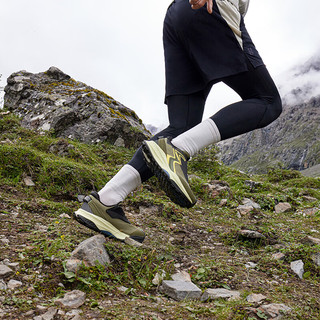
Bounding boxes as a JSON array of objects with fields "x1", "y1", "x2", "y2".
[
  {"x1": 98, "y1": 164, "x2": 141, "y2": 206},
  {"x1": 171, "y1": 118, "x2": 221, "y2": 157}
]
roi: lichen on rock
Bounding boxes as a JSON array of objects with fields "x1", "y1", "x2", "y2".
[{"x1": 4, "y1": 67, "x2": 151, "y2": 148}]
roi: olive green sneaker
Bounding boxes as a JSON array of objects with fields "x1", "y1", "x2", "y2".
[
  {"x1": 142, "y1": 138, "x2": 196, "y2": 208},
  {"x1": 74, "y1": 192, "x2": 145, "y2": 243}
]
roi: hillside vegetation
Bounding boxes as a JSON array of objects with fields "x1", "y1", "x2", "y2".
[{"x1": 1, "y1": 111, "x2": 320, "y2": 319}]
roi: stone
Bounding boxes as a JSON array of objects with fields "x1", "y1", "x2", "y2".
[
  {"x1": 246, "y1": 293, "x2": 266, "y2": 304},
  {"x1": 67, "y1": 235, "x2": 110, "y2": 270},
  {"x1": 260, "y1": 303, "x2": 292, "y2": 319},
  {"x1": 242, "y1": 198, "x2": 261, "y2": 209},
  {"x1": 219, "y1": 199, "x2": 228, "y2": 206},
  {"x1": 245, "y1": 262, "x2": 257, "y2": 269},
  {"x1": 4, "y1": 68, "x2": 150, "y2": 148},
  {"x1": 297, "y1": 207, "x2": 319, "y2": 216},
  {"x1": 159, "y1": 280, "x2": 202, "y2": 301},
  {"x1": 201, "y1": 288, "x2": 241, "y2": 302},
  {"x1": 311, "y1": 253, "x2": 320, "y2": 267},
  {"x1": 37, "y1": 307, "x2": 58, "y2": 320},
  {"x1": 301, "y1": 235, "x2": 320, "y2": 245},
  {"x1": 55, "y1": 290, "x2": 86, "y2": 309},
  {"x1": 23, "y1": 176, "x2": 35, "y2": 186},
  {"x1": 65, "y1": 259, "x2": 83, "y2": 273},
  {"x1": 59, "y1": 213, "x2": 71, "y2": 219},
  {"x1": 203, "y1": 181, "x2": 231, "y2": 198},
  {"x1": 275, "y1": 202, "x2": 292, "y2": 213},
  {"x1": 124, "y1": 237, "x2": 143, "y2": 247},
  {"x1": 117, "y1": 286, "x2": 129, "y2": 293},
  {"x1": 290, "y1": 260, "x2": 304, "y2": 279},
  {"x1": 0, "y1": 237, "x2": 9, "y2": 245},
  {"x1": 302, "y1": 196, "x2": 317, "y2": 202},
  {"x1": 171, "y1": 271, "x2": 191, "y2": 282},
  {"x1": 238, "y1": 230, "x2": 266, "y2": 239},
  {"x1": 152, "y1": 270, "x2": 166, "y2": 285},
  {"x1": 7, "y1": 279, "x2": 23, "y2": 290},
  {"x1": 0, "y1": 279, "x2": 7, "y2": 290},
  {"x1": 0, "y1": 265, "x2": 14, "y2": 278},
  {"x1": 272, "y1": 252, "x2": 286, "y2": 261}
]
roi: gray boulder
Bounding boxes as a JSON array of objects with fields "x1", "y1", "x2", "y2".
[
  {"x1": 65, "y1": 235, "x2": 110, "y2": 272},
  {"x1": 4, "y1": 67, "x2": 151, "y2": 148},
  {"x1": 159, "y1": 280, "x2": 202, "y2": 301}
]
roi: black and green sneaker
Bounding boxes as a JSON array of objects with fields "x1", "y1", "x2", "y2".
[
  {"x1": 142, "y1": 138, "x2": 196, "y2": 208},
  {"x1": 74, "y1": 192, "x2": 145, "y2": 243}
]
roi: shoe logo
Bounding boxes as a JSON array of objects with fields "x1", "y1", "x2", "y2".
[{"x1": 167, "y1": 149, "x2": 186, "y2": 173}]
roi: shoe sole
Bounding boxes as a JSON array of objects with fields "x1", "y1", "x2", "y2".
[
  {"x1": 142, "y1": 141, "x2": 196, "y2": 208},
  {"x1": 74, "y1": 208, "x2": 130, "y2": 241}
]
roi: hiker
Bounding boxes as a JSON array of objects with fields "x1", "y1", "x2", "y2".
[{"x1": 74, "y1": 0, "x2": 282, "y2": 243}]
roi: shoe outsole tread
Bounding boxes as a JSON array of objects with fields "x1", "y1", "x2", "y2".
[{"x1": 142, "y1": 141, "x2": 196, "y2": 208}]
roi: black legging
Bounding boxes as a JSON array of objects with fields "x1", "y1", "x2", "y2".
[{"x1": 129, "y1": 60, "x2": 282, "y2": 182}]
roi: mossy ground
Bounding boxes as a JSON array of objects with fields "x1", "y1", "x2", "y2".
[{"x1": 1, "y1": 112, "x2": 320, "y2": 319}]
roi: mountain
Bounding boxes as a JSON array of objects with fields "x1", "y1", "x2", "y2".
[{"x1": 218, "y1": 53, "x2": 320, "y2": 175}]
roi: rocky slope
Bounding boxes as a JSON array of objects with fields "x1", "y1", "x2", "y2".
[
  {"x1": 0, "y1": 111, "x2": 320, "y2": 319},
  {"x1": 219, "y1": 53, "x2": 320, "y2": 175},
  {"x1": 4, "y1": 67, "x2": 151, "y2": 148}
]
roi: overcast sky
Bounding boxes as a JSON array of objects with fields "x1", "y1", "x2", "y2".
[{"x1": 1, "y1": 0, "x2": 319, "y2": 128}]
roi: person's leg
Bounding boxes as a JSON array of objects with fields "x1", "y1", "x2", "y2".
[
  {"x1": 98, "y1": 91, "x2": 206, "y2": 206},
  {"x1": 171, "y1": 61, "x2": 282, "y2": 156},
  {"x1": 142, "y1": 61, "x2": 282, "y2": 207}
]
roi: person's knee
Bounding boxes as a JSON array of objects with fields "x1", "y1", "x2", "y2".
[{"x1": 259, "y1": 94, "x2": 282, "y2": 128}]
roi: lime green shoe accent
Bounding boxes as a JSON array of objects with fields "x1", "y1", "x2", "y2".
[{"x1": 142, "y1": 138, "x2": 196, "y2": 208}]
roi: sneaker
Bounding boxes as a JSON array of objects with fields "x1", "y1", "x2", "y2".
[
  {"x1": 74, "y1": 192, "x2": 145, "y2": 243},
  {"x1": 142, "y1": 138, "x2": 196, "y2": 208}
]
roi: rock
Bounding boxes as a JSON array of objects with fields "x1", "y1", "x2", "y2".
[
  {"x1": 67, "y1": 235, "x2": 110, "y2": 271},
  {"x1": 290, "y1": 260, "x2": 304, "y2": 279},
  {"x1": 203, "y1": 181, "x2": 231, "y2": 198},
  {"x1": 171, "y1": 271, "x2": 191, "y2": 282},
  {"x1": 0, "y1": 265, "x2": 14, "y2": 278},
  {"x1": 272, "y1": 252, "x2": 286, "y2": 261},
  {"x1": 35, "y1": 223, "x2": 48, "y2": 233},
  {"x1": 114, "y1": 137, "x2": 125, "y2": 147},
  {"x1": 23, "y1": 176, "x2": 35, "y2": 186},
  {"x1": 246, "y1": 293, "x2": 266, "y2": 304},
  {"x1": 296, "y1": 207, "x2": 319, "y2": 216},
  {"x1": 201, "y1": 288, "x2": 241, "y2": 302},
  {"x1": 237, "y1": 198, "x2": 261, "y2": 215},
  {"x1": 0, "y1": 279, "x2": 7, "y2": 290},
  {"x1": 7, "y1": 279, "x2": 23, "y2": 290},
  {"x1": 35, "y1": 307, "x2": 58, "y2": 320},
  {"x1": 242, "y1": 198, "x2": 261, "y2": 209},
  {"x1": 275, "y1": 202, "x2": 292, "y2": 213},
  {"x1": 0, "y1": 237, "x2": 9, "y2": 245},
  {"x1": 244, "y1": 180, "x2": 262, "y2": 191},
  {"x1": 117, "y1": 286, "x2": 129, "y2": 293},
  {"x1": 238, "y1": 230, "x2": 266, "y2": 239},
  {"x1": 302, "y1": 196, "x2": 317, "y2": 202},
  {"x1": 311, "y1": 253, "x2": 320, "y2": 267},
  {"x1": 301, "y1": 235, "x2": 320, "y2": 245},
  {"x1": 4, "y1": 68, "x2": 150, "y2": 148},
  {"x1": 159, "y1": 280, "x2": 202, "y2": 301},
  {"x1": 152, "y1": 270, "x2": 166, "y2": 285},
  {"x1": 124, "y1": 237, "x2": 143, "y2": 248},
  {"x1": 245, "y1": 262, "x2": 257, "y2": 269},
  {"x1": 59, "y1": 213, "x2": 71, "y2": 219},
  {"x1": 219, "y1": 199, "x2": 228, "y2": 206},
  {"x1": 55, "y1": 290, "x2": 86, "y2": 309},
  {"x1": 65, "y1": 259, "x2": 83, "y2": 273},
  {"x1": 260, "y1": 303, "x2": 292, "y2": 319}
]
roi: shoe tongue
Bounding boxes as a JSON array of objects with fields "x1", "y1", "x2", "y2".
[{"x1": 90, "y1": 191, "x2": 100, "y2": 200}]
